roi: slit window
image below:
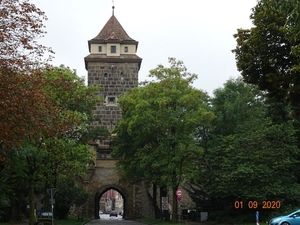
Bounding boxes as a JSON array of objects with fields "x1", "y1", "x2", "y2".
[
  {"x1": 124, "y1": 46, "x2": 128, "y2": 53},
  {"x1": 98, "y1": 46, "x2": 102, "y2": 52}
]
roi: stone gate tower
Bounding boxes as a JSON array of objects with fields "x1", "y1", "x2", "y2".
[
  {"x1": 85, "y1": 8, "x2": 142, "y2": 139},
  {"x1": 83, "y1": 7, "x2": 152, "y2": 220}
]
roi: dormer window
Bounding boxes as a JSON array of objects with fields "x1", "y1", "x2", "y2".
[
  {"x1": 111, "y1": 46, "x2": 116, "y2": 53},
  {"x1": 124, "y1": 46, "x2": 128, "y2": 53},
  {"x1": 98, "y1": 46, "x2": 102, "y2": 52}
]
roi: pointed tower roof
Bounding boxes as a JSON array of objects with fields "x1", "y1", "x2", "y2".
[
  {"x1": 85, "y1": 9, "x2": 142, "y2": 70},
  {"x1": 88, "y1": 15, "x2": 138, "y2": 47}
]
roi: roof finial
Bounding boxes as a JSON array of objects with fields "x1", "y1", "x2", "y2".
[{"x1": 112, "y1": 0, "x2": 115, "y2": 15}]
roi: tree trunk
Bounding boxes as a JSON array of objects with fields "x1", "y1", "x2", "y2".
[
  {"x1": 28, "y1": 179, "x2": 36, "y2": 225},
  {"x1": 172, "y1": 187, "x2": 178, "y2": 223},
  {"x1": 152, "y1": 183, "x2": 160, "y2": 219}
]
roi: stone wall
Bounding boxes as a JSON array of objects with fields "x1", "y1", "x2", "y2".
[{"x1": 87, "y1": 62, "x2": 139, "y2": 132}]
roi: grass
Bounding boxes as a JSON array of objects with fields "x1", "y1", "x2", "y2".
[{"x1": 0, "y1": 217, "x2": 92, "y2": 225}]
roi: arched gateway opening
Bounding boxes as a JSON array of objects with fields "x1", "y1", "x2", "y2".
[{"x1": 94, "y1": 185, "x2": 126, "y2": 219}]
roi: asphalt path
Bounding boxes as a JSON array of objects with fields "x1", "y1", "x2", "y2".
[{"x1": 87, "y1": 214, "x2": 143, "y2": 225}]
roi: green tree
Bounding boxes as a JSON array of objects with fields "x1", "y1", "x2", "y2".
[
  {"x1": 112, "y1": 58, "x2": 214, "y2": 222},
  {"x1": 5, "y1": 66, "x2": 103, "y2": 225},
  {"x1": 55, "y1": 178, "x2": 88, "y2": 219},
  {"x1": 192, "y1": 78, "x2": 300, "y2": 221},
  {"x1": 0, "y1": 0, "x2": 54, "y2": 221},
  {"x1": 232, "y1": 0, "x2": 300, "y2": 117}
]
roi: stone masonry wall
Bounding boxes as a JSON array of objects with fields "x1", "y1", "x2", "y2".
[{"x1": 87, "y1": 62, "x2": 139, "y2": 131}]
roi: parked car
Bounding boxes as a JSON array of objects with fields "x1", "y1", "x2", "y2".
[
  {"x1": 41, "y1": 212, "x2": 53, "y2": 218},
  {"x1": 269, "y1": 209, "x2": 300, "y2": 225},
  {"x1": 109, "y1": 211, "x2": 118, "y2": 217}
]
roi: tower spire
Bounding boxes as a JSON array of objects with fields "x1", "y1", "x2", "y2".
[{"x1": 112, "y1": 0, "x2": 115, "y2": 15}]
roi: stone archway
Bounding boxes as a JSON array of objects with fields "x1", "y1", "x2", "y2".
[
  {"x1": 94, "y1": 184, "x2": 126, "y2": 219},
  {"x1": 82, "y1": 159, "x2": 155, "y2": 219}
]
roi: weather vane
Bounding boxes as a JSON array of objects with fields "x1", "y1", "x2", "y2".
[{"x1": 112, "y1": 0, "x2": 115, "y2": 15}]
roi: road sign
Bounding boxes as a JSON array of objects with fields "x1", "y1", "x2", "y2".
[
  {"x1": 176, "y1": 189, "x2": 182, "y2": 197},
  {"x1": 162, "y1": 197, "x2": 168, "y2": 211},
  {"x1": 162, "y1": 203, "x2": 168, "y2": 210},
  {"x1": 177, "y1": 196, "x2": 182, "y2": 202},
  {"x1": 47, "y1": 188, "x2": 56, "y2": 198},
  {"x1": 50, "y1": 198, "x2": 55, "y2": 205}
]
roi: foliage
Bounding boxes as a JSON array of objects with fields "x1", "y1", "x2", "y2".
[
  {"x1": 212, "y1": 77, "x2": 265, "y2": 136},
  {"x1": 112, "y1": 58, "x2": 215, "y2": 222},
  {"x1": 189, "y1": 78, "x2": 300, "y2": 220},
  {"x1": 0, "y1": 68, "x2": 61, "y2": 158},
  {"x1": 232, "y1": 0, "x2": 300, "y2": 116},
  {"x1": 1, "y1": 66, "x2": 102, "y2": 225},
  {"x1": 38, "y1": 66, "x2": 104, "y2": 186},
  {"x1": 0, "y1": 1, "x2": 88, "y2": 223},
  {"x1": 55, "y1": 178, "x2": 88, "y2": 219},
  {"x1": 231, "y1": 1, "x2": 300, "y2": 218},
  {"x1": 210, "y1": 118, "x2": 299, "y2": 201},
  {"x1": 0, "y1": 0, "x2": 54, "y2": 156},
  {"x1": 0, "y1": 0, "x2": 53, "y2": 71},
  {"x1": 41, "y1": 65, "x2": 98, "y2": 117}
]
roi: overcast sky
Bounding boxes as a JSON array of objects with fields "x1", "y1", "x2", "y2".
[{"x1": 29, "y1": 0, "x2": 258, "y2": 96}]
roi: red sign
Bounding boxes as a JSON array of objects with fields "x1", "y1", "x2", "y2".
[
  {"x1": 176, "y1": 189, "x2": 182, "y2": 197},
  {"x1": 177, "y1": 196, "x2": 182, "y2": 202}
]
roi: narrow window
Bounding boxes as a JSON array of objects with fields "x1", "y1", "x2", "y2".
[
  {"x1": 111, "y1": 46, "x2": 116, "y2": 53},
  {"x1": 105, "y1": 96, "x2": 118, "y2": 105},
  {"x1": 108, "y1": 97, "x2": 115, "y2": 103},
  {"x1": 98, "y1": 46, "x2": 102, "y2": 52},
  {"x1": 124, "y1": 46, "x2": 128, "y2": 53}
]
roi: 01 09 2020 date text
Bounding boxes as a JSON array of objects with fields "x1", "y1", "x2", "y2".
[{"x1": 234, "y1": 200, "x2": 281, "y2": 209}]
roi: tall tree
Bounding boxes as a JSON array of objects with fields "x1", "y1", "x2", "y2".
[
  {"x1": 192, "y1": 78, "x2": 300, "y2": 220},
  {"x1": 0, "y1": 0, "x2": 54, "y2": 155},
  {"x1": 232, "y1": 0, "x2": 300, "y2": 117},
  {"x1": 4, "y1": 66, "x2": 103, "y2": 225},
  {"x1": 0, "y1": 1, "x2": 55, "y2": 222},
  {"x1": 112, "y1": 58, "x2": 214, "y2": 222}
]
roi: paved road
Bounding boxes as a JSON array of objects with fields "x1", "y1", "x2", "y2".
[
  {"x1": 87, "y1": 214, "x2": 143, "y2": 225},
  {"x1": 87, "y1": 214, "x2": 207, "y2": 225}
]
